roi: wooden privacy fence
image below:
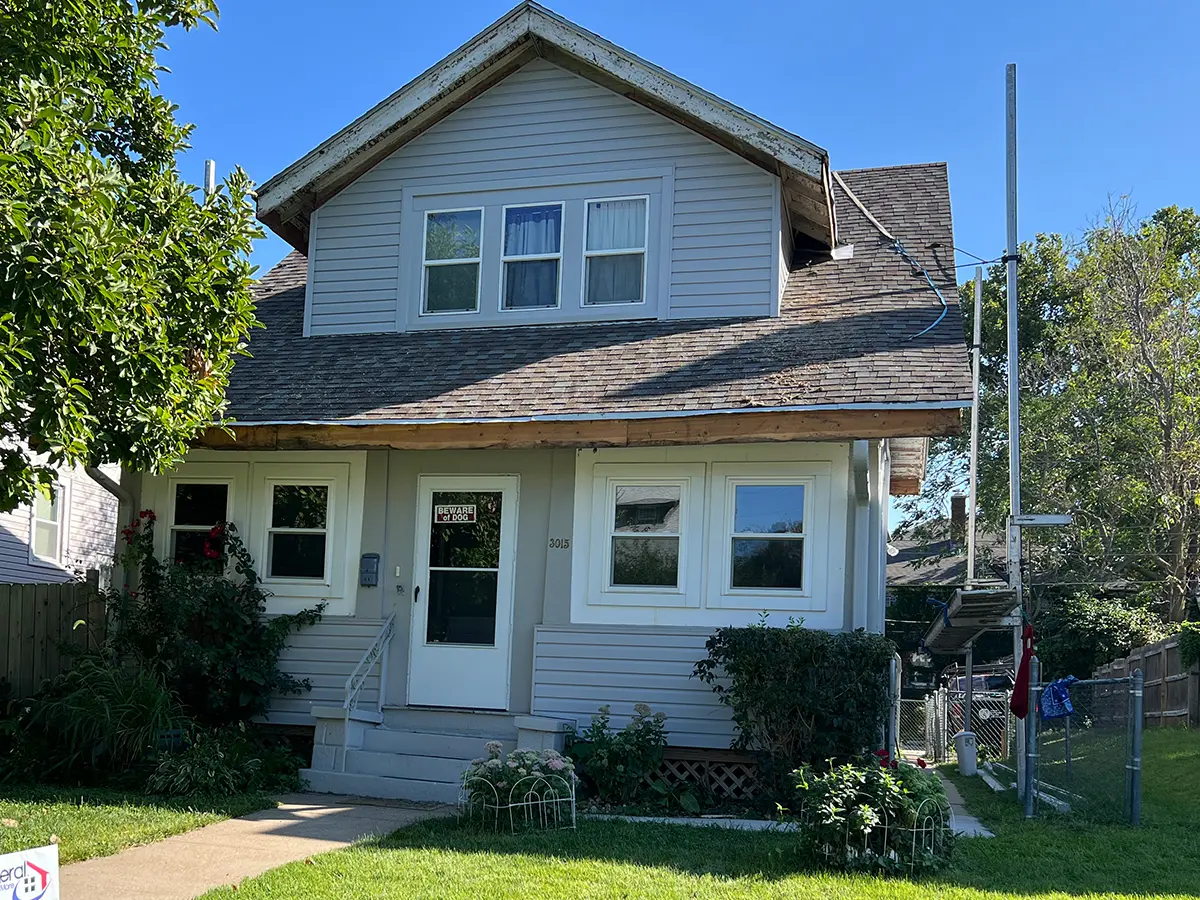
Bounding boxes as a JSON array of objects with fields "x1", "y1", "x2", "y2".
[
  {"x1": 1093, "y1": 635, "x2": 1199, "y2": 727},
  {"x1": 0, "y1": 571, "x2": 106, "y2": 700}
]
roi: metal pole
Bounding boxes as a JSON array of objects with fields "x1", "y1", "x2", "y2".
[
  {"x1": 1024, "y1": 655, "x2": 1039, "y2": 819},
  {"x1": 966, "y1": 267, "x2": 983, "y2": 583},
  {"x1": 1005, "y1": 62, "x2": 1028, "y2": 802},
  {"x1": 203, "y1": 159, "x2": 217, "y2": 197},
  {"x1": 964, "y1": 642, "x2": 975, "y2": 735},
  {"x1": 1130, "y1": 668, "x2": 1143, "y2": 825},
  {"x1": 888, "y1": 654, "x2": 900, "y2": 760}
]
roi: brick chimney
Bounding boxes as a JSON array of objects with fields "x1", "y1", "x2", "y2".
[{"x1": 950, "y1": 493, "x2": 968, "y2": 544}]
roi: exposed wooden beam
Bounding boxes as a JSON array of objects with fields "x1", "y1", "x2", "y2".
[
  {"x1": 196, "y1": 407, "x2": 962, "y2": 452},
  {"x1": 888, "y1": 475, "x2": 922, "y2": 496}
]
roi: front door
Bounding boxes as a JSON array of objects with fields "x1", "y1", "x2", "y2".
[{"x1": 407, "y1": 475, "x2": 518, "y2": 709}]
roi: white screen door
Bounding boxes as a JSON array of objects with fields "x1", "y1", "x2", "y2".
[{"x1": 407, "y1": 475, "x2": 518, "y2": 709}]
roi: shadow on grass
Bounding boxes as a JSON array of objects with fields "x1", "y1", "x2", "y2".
[
  {"x1": 0, "y1": 783, "x2": 272, "y2": 818},
  {"x1": 352, "y1": 800, "x2": 1200, "y2": 899}
]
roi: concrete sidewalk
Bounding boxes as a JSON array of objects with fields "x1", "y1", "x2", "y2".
[
  {"x1": 936, "y1": 772, "x2": 995, "y2": 838},
  {"x1": 61, "y1": 793, "x2": 446, "y2": 900}
]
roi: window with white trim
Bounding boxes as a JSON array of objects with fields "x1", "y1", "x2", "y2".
[
  {"x1": 727, "y1": 482, "x2": 807, "y2": 591},
  {"x1": 169, "y1": 482, "x2": 230, "y2": 567},
  {"x1": 501, "y1": 203, "x2": 563, "y2": 310},
  {"x1": 609, "y1": 483, "x2": 681, "y2": 588},
  {"x1": 30, "y1": 484, "x2": 63, "y2": 563},
  {"x1": 423, "y1": 209, "x2": 482, "y2": 314},
  {"x1": 266, "y1": 483, "x2": 329, "y2": 580},
  {"x1": 584, "y1": 196, "x2": 648, "y2": 305}
]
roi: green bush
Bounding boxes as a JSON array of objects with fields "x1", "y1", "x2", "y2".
[
  {"x1": 565, "y1": 703, "x2": 668, "y2": 804},
  {"x1": 1035, "y1": 591, "x2": 1168, "y2": 678},
  {"x1": 108, "y1": 514, "x2": 323, "y2": 726},
  {"x1": 5, "y1": 658, "x2": 184, "y2": 781},
  {"x1": 145, "y1": 727, "x2": 306, "y2": 798},
  {"x1": 790, "y1": 759, "x2": 953, "y2": 875},
  {"x1": 1178, "y1": 622, "x2": 1200, "y2": 670},
  {"x1": 693, "y1": 620, "x2": 895, "y2": 787}
]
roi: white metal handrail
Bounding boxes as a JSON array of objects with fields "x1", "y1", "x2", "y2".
[{"x1": 344, "y1": 612, "x2": 396, "y2": 713}]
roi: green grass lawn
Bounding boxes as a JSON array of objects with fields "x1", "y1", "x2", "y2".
[
  {"x1": 0, "y1": 787, "x2": 273, "y2": 864},
  {"x1": 192, "y1": 727, "x2": 1194, "y2": 899}
]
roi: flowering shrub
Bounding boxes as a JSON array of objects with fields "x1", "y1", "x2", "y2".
[
  {"x1": 461, "y1": 741, "x2": 576, "y2": 806},
  {"x1": 107, "y1": 515, "x2": 323, "y2": 726},
  {"x1": 565, "y1": 703, "x2": 668, "y2": 804}
]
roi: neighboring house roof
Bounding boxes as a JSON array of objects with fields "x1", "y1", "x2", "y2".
[
  {"x1": 256, "y1": 1, "x2": 835, "y2": 254},
  {"x1": 887, "y1": 527, "x2": 1006, "y2": 586},
  {"x1": 230, "y1": 163, "x2": 971, "y2": 426}
]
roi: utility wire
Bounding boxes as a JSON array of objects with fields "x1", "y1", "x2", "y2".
[{"x1": 831, "y1": 171, "x2": 949, "y2": 340}]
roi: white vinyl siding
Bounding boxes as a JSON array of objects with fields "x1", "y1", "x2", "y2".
[
  {"x1": 0, "y1": 467, "x2": 118, "y2": 584},
  {"x1": 269, "y1": 616, "x2": 385, "y2": 725},
  {"x1": 306, "y1": 59, "x2": 778, "y2": 335},
  {"x1": 532, "y1": 625, "x2": 734, "y2": 749}
]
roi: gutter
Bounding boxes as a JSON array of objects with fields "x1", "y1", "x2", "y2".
[
  {"x1": 85, "y1": 466, "x2": 132, "y2": 507},
  {"x1": 223, "y1": 400, "x2": 971, "y2": 429}
]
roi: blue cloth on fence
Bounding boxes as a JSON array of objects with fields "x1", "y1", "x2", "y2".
[{"x1": 1041, "y1": 676, "x2": 1079, "y2": 719}]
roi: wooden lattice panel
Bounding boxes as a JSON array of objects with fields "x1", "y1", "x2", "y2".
[{"x1": 647, "y1": 748, "x2": 762, "y2": 800}]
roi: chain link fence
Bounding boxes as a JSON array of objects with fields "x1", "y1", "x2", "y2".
[
  {"x1": 1027, "y1": 674, "x2": 1142, "y2": 824},
  {"x1": 899, "y1": 689, "x2": 1015, "y2": 764}
]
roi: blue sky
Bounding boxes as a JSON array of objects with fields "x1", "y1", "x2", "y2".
[{"x1": 161, "y1": 1, "x2": 1200, "y2": 279}]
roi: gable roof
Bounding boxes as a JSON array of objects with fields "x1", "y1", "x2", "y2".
[
  {"x1": 229, "y1": 163, "x2": 970, "y2": 427},
  {"x1": 257, "y1": 1, "x2": 834, "y2": 255}
]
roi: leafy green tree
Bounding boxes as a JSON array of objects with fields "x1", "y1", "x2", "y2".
[
  {"x1": 0, "y1": 0, "x2": 260, "y2": 509},
  {"x1": 897, "y1": 203, "x2": 1200, "y2": 625}
]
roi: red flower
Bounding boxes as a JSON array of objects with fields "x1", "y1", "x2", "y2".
[
  {"x1": 917, "y1": 758, "x2": 928, "y2": 769},
  {"x1": 138, "y1": 509, "x2": 156, "y2": 521},
  {"x1": 208, "y1": 524, "x2": 225, "y2": 539},
  {"x1": 129, "y1": 591, "x2": 138, "y2": 600},
  {"x1": 874, "y1": 749, "x2": 890, "y2": 759},
  {"x1": 889, "y1": 760, "x2": 899, "y2": 769}
]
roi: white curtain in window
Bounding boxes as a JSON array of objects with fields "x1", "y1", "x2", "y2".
[
  {"x1": 587, "y1": 198, "x2": 646, "y2": 251},
  {"x1": 504, "y1": 205, "x2": 562, "y2": 256}
]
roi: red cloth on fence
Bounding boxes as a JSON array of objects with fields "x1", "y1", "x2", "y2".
[{"x1": 1010, "y1": 624, "x2": 1035, "y2": 719}]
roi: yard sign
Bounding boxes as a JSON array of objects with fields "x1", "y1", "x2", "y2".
[{"x1": 0, "y1": 843, "x2": 59, "y2": 900}]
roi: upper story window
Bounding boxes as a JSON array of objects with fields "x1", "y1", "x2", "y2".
[
  {"x1": 502, "y1": 204, "x2": 563, "y2": 310},
  {"x1": 402, "y1": 171, "x2": 667, "y2": 329},
  {"x1": 423, "y1": 209, "x2": 482, "y2": 314},
  {"x1": 585, "y1": 197, "x2": 648, "y2": 305}
]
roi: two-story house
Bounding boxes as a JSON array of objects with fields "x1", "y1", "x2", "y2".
[{"x1": 123, "y1": 2, "x2": 971, "y2": 801}]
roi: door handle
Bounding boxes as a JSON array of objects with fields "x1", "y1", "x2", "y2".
[{"x1": 413, "y1": 585, "x2": 420, "y2": 604}]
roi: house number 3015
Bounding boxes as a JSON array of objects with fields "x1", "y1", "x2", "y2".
[{"x1": 548, "y1": 537, "x2": 571, "y2": 549}]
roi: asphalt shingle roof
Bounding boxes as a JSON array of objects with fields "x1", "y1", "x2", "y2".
[{"x1": 229, "y1": 162, "x2": 971, "y2": 424}]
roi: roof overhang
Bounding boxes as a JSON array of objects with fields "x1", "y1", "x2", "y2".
[
  {"x1": 196, "y1": 405, "x2": 963, "y2": 453},
  {"x1": 889, "y1": 437, "x2": 929, "y2": 495},
  {"x1": 256, "y1": 1, "x2": 835, "y2": 255}
]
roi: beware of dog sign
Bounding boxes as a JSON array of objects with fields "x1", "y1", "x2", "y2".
[
  {"x1": 0, "y1": 843, "x2": 59, "y2": 900},
  {"x1": 434, "y1": 504, "x2": 476, "y2": 524}
]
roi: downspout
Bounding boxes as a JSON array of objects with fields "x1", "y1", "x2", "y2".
[
  {"x1": 86, "y1": 466, "x2": 134, "y2": 589},
  {"x1": 852, "y1": 440, "x2": 871, "y2": 631}
]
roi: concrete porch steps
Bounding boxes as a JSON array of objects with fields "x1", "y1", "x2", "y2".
[
  {"x1": 360, "y1": 727, "x2": 504, "y2": 759},
  {"x1": 300, "y1": 768, "x2": 462, "y2": 804},
  {"x1": 305, "y1": 723, "x2": 514, "y2": 805}
]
